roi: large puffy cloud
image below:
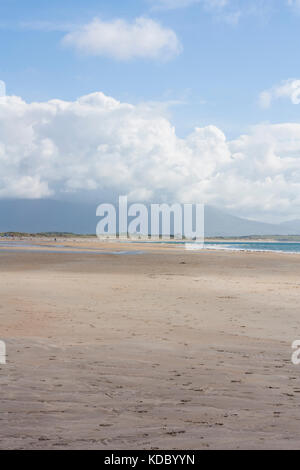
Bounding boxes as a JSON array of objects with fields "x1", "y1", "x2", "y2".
[
  {"x1": 1, "y1": 91, "x2": 300, "y2": 220},
  {"x1": 62, "y1": 17, "x2": 182, "y2": 61}
]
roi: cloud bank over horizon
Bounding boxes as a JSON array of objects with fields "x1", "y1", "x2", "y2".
[{"x1": 1, "y1": 89, "x2": 300, "y2": 221}]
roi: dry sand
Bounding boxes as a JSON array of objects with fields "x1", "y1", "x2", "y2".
[{"x1": 0, "y1": 240, "x2": 300, "y2": 449}]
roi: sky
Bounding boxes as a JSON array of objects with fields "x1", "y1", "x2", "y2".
[{"x1": 1, "y1": 0, "x2": 300, "y2": 222}]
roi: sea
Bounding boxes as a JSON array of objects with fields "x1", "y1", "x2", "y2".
[{"x1": 204, "y1": 241, "x2": 300, "y2": 254}]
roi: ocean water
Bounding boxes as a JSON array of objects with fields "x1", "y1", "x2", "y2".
[
  {"x1": 133, "y1": 240, "x2": 300, "y2": 253},
  {"x1": 132, "y1": 239, "x2": 300, "y2": 253},
  {"x1": 204, "y1": 241, "x2": 300, "y2": 253}
]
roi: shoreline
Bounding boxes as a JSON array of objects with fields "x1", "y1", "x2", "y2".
[{"x1": 1, "y1": 237, "x2": 300, "y2": 255}]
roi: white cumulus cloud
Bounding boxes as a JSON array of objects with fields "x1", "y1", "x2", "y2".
[
  {"x1": 259, "y1": 79, "x2": 300, "y2": 108},
  {"x1": 1, "y1": 91, "x2": 300, "y2": 219},
  {"x1": 62, "y1": 17, "x2": 182, "y2": 61}
]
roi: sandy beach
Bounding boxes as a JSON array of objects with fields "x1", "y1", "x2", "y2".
[{"x1": 0, "y1": 241, "x2": 300, "y2": 449}]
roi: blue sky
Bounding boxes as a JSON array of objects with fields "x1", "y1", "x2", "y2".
[
  {"x1": 1, "y1": 0, "x2": 300, "y2": 137},
  {"x1": 1, "y1": 0, "x2": 300, "y2": 221}
]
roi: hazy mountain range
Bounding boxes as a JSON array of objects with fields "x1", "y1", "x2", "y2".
[{"x1": 0, "y1": 199, "x2": 299, "y2": 237}]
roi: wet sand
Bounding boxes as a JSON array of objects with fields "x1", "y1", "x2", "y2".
[{"x1": 0, "y1": 242, "x2": 300, "y2": 449}]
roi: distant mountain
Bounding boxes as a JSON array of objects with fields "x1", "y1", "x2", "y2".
[
  {"x1": 0, "y1": 199, "x2": 299, "y2": 237},
  {"x1": 278, "y1": 219, "x2": 300, "y2": 234},
  {"x1": 0, "y1": 199, "x2": 96, "y2": 234},
  {"x1": 204, "y1": 206, "x2": 300, "y2": 237}
]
